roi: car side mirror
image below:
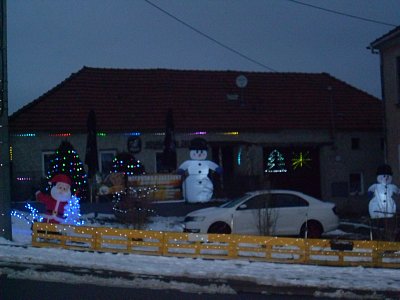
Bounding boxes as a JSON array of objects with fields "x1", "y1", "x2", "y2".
[{"x1": 238, "y1": 204, "x2": 247, "y2": 210}]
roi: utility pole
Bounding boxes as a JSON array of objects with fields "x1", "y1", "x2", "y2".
[{"x1": 0, "y1": 0, "x2": 12, "y2": 240}]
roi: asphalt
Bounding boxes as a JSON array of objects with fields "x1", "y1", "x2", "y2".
[{"x1": 0, "y1": 259, "x2": 398, "y2": 299}]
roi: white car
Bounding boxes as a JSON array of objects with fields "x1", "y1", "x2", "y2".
[{"x1": 183, "y1": 190, "x2": 339, "y2": 238}]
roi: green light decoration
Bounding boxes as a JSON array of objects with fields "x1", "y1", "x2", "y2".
[
  {"x1": 292, "y1": 151, "x2": 312, "y2": 170},
  {"x1": 265, "y1": 149, "x2": 287, "y2": 173}
]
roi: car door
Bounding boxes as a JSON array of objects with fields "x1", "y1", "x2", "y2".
[
  {"x1": 232, "y1": 194, "x2": 271, "y2": 235},
  {"x1": 271, "y1": 193, "x2": 309, "y2": 235}
]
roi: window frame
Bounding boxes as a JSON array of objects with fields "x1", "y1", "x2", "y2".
[
  {"x1": 99, "y1": 149, "x2": 117, "y2": 174},
  {"x1": 42, "y1": 150, "x2": 55, "y2": 177},
  {"x1": 349, "y1": 172, "x2": 364, "y2": 195}
]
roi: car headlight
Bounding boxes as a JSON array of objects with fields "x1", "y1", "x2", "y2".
[{"x1": 184, "y1": 216, "x2": 206, "y2": 222}]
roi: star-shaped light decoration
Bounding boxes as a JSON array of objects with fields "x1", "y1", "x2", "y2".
[{"x1": 292, "y1": 151, "x2": 312, "y2": 170}]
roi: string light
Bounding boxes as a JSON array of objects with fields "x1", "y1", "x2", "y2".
[
  {"x1": 11, "y1": 203, "x2": 44, "y2": 225},
  {"x1": 124, "y1": 132, "x2": 141, "y2": 136},
  {"x1": 112, "y1": 186, "x2": 157, "y2": 215},
  {"x1": 11, "y1": 133, "x2": 36, "y2": 137},
  {"x1": 265, "y1": 149, "x2": 287, "y2": 173},
  {"x1": 49, "y1": 133, "x2": 72, "y2": 137},
  {"x1": 221, "y1": 131, "x2": 239, "y2": 136},
  {"x1": 16, "y1": 177, "x2": 32, "y2": 181},
  {"x1": 189, "y1": 131, "x2": 207, "y2": 135}
]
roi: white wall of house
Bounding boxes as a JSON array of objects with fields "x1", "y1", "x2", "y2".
[
  {"x1": 380, "y1": 40, "x2": 400, "y2": 185},
  {"x1": 10, "y1": 129, "x2": 383, "y2": 211}
]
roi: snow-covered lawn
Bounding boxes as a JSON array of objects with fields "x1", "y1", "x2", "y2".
[{"x1": 1, "y1": 211, "x2": 399, "y2": 298}]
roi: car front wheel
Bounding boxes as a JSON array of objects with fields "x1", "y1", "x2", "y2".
[
  {"x1": 207, "y1": 222, "x2": 231, "y2": 234},
  {"x1": 300, "y1": 221, "x2": 323, "y2": 238}
]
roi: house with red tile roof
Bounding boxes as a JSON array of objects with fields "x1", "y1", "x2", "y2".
[{"x1": 9, "y1": 67, "x2": 384, "y2": 210}]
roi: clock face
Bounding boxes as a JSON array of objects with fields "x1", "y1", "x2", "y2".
[
  {"x1": 292, "y1": 151, "x2": 312, "y2": 170},
  {"x1": 236, "y1": 75, "x2": 248, "y2": 88}
]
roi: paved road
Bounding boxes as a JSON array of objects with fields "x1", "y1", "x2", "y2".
[{"x1": 1, "y1": 276, "x2": 333, "y2": 300}]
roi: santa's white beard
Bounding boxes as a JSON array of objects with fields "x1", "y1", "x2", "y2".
[{"x1": 51, "y1": 187, "x2": 71, "y2": 202}]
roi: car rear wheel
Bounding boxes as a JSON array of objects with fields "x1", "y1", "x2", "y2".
[
  {"x1": 300, "y1": 221, "x2": 323, "y2": 238},
  {"x1": 207, "y1": 222, "x2": 231, "y2": 234}
]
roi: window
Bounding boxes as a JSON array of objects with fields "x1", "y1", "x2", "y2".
[
  {"x1": 241, "y1": 194, "x2": 271, "y2": 210},
  {"x1": 351, "y1": 138, "x2": 360, "y2": 150},
  {"x1": 349, "y1": 173, "x2": 364, "y2": 195},
  {"x1": 99, "y1": 150, "x2": 116, "y2": 174},
  {"x1": 42, "y1": 151, "x2": 55, "y2": 177},
  {"x1": 156, "y1": 152, "x2": 164, "y2": 173},
  {"x1": 270, "y1": 194, "x2": 309, "y2": 208}
]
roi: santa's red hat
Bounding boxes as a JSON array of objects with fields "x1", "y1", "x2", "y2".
[{"x1": 49, "y1": 174, "x2": 72, "y2": 186}]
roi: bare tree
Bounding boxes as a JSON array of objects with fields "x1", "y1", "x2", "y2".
[{"x1": 255, "y1": 192, "x2": 279, "y2": 236}]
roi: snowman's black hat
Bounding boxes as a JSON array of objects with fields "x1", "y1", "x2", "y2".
[
  {"x1": 189, "y1": 138, "x2": 208, "y2": 150},
  {"x1": 376, "y1": 164, "x2": 393, "y2": 176}
]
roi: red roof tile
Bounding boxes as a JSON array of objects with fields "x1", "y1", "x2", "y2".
[{"x1": 9, "y1": 67, "x2": 383, "y2": 133}]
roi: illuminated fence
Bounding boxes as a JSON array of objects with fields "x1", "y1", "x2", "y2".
[{"x1": 32, "y1": 222, "x2": 400, "y2": 268}]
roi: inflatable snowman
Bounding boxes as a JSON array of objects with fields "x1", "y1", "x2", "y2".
[
  {"x1": 368, "y1": 164, "x2": 399, "y2": 219},
  {"x1": 178, "y1": 138, "x2": 222, "y2": 203}
]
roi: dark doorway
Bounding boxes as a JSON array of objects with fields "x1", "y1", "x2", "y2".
[
  {"x1": 263, "y1": 146, "x2": 321, "y2": 198},
  {"x1": 211, "y1": 145, "x2": 234, "y2": 198}
]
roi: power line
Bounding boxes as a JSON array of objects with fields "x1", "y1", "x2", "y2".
[
  {"x1": 143, "y1": 0, "x2": 277, "y2": 72},
  {"x1": 286, "y1": 0, "x2": 397, "y2": 27}
]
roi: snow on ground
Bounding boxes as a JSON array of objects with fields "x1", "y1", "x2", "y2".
[{"x1": 1, "y1": 211, "x2": 400, "y2": 298}]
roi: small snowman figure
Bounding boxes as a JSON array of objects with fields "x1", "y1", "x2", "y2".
[
  {"x1": 368, "y1": 164, "x2": 399, "y2": 219},
  {"x1": 178, "y1": 138, "x2": 222, "y2": 203}
]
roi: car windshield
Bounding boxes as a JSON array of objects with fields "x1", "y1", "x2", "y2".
[{"x1": 219, "y1": 194, "x2": 249, "y2": 208}]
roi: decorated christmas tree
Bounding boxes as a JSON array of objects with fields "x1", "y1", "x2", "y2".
[
  {"x1": 47, "y1": 140, "x2": 89, "y2": 201},
  {"x1": 111, "y1": 152, "x2": 145, "y2": 176}
]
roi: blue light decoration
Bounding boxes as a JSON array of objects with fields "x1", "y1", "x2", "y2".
[
  {"x1": 189, "y1": 131, "x2": 207, "y2": 135},
  {"x1": 124, "y1": 132, "x2": 141, "y2": 136},
  {"x1": 63, "y1": 195, "x2": 84, "y2": 226},
  {"x1": 265, "y1": 149, "x2": 287, "y2": 173},
  {"x1": 11, "y1": 133, "x2": 36, "y2": 137},
  {"x1": 11, "y1": 203, "x2": 44, "y2": 225},
  {"x1": 237, "y1": 147, "x2": 243, "y2": 166}
]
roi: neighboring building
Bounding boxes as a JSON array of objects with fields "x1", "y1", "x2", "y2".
[
  {"x1": 9, "y1": 67, "x2": 383, "y2": 209},
  {"x1": 370, "y1": 26, "x2": 400, "y2": 185}
]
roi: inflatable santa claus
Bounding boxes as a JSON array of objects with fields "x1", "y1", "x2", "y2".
[
  {"x1": 368, "y1": 164, "x2": 399, "y2": 219},
  {"x1": 178, "y1": 138, "x2": 222, "y2": 203},
  {"x1": 36, "y1": 174, "x2": 73, "y2": 224}
]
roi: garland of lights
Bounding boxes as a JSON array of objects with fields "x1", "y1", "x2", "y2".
[
  {"x1": 11, "y1": 203, "x2": 44, "y2": 225},
  {"x1": 112, "y1": 186, "x2": 157, "y2": 215},
  {"x1": 111, "y1": 152, "x2": 145, "y2": 176},
  {"x1": 11, "y1": 197, "x2": 84, "y2": 226}
]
